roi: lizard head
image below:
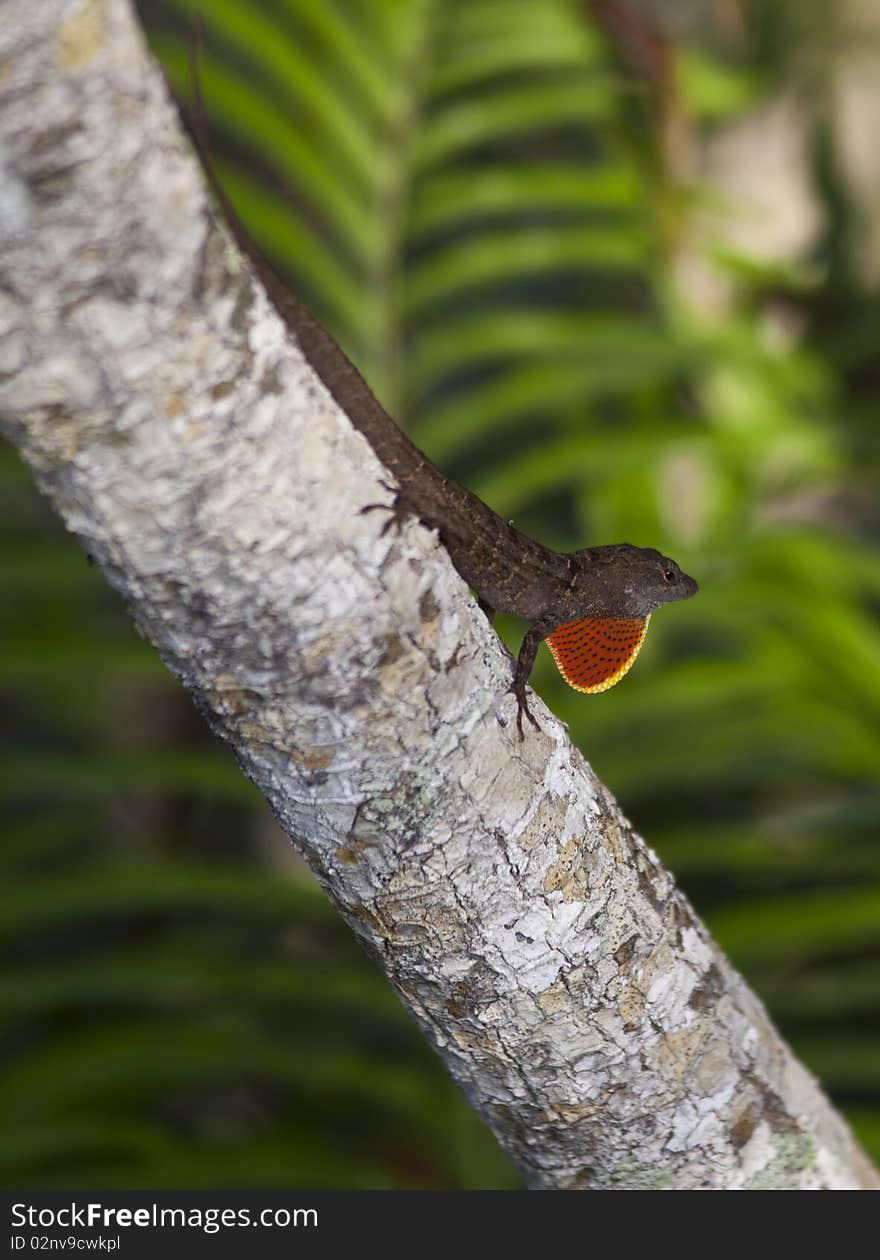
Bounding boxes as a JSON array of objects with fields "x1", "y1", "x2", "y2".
[
  {"x1": 571, "y1": 543, "x2": 698, "y2": 618},
  {"x1": 542, "y1": 545, "x2": 698, "y2": 699}
]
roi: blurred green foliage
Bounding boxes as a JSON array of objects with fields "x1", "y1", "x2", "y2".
[{"x1": 2, "y1": 0, "x2": 878, "y2": 1187}]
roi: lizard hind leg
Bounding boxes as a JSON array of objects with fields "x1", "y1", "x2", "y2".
[{"x1": 360, "y1": 481, "x2": 411, "y2": 538}]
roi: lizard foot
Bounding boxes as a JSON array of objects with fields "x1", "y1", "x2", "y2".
[
  {"x1": 361, "y1": 481, "x2": 410, "y2": 537},
  {"x1": 510, "y1": 681, "x2": 541, "y2": 741}
]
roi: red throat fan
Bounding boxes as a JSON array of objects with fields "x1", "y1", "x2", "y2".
[{"x1": 546, "y1": 616, "x2": 650, "y2": 694}]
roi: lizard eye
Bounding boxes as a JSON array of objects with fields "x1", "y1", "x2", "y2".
[{"x1": 663, "y1": 569, "x2": 676, "y2": 582}]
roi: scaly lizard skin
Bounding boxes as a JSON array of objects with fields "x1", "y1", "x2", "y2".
[{"x1": 187, "y1": 43, "x2": 698, "y2": 735}]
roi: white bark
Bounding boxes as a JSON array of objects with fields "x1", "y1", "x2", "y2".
[{"x1": 1, "y1": 0, "x2": 876, "y2": 1190}]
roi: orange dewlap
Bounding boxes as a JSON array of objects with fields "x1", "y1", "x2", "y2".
[{"x1": 545, "y1": 615, "x2": 650, "y2": 694}]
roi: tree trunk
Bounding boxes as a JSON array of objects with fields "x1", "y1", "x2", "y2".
[{"x1": 0, "y1": 0, "x2": 876, "y2": 1190}]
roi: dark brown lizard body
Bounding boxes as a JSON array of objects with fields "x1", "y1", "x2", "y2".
[{"x1": 187, "y1": 41, "x2": 698, "y2": 734}]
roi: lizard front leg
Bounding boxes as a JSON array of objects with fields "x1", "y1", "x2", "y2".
[{"x1": 511, "y1": 625, "x2": 544, "y2": 739}]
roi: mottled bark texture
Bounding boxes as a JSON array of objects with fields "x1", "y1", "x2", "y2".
[{"x1": 1, "y1": 0, "x2": 876, "y2": 1190}]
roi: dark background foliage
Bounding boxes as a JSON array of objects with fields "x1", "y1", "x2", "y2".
[{"x1": 3, "y1": 0, "x2": 879, "y2": 1187}]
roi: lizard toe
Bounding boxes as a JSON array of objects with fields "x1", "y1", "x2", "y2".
[{"x1": 509, "y1": 681, "x2": 540, "y2": 740}]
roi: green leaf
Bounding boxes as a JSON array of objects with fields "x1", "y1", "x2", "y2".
[
  {"x1": 416, "y1": 78, "x2": 617, "y2": 169},
  {"x1": 409, "y1": 163, "x2": 643, "y2": 240},
  {"x1": 403, "y1": 223, "x2": 647, "y2": 318}
]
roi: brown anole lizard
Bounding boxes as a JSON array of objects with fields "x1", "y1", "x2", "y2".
[{"x1": 187, "y1": 34, "x2": 698, "y2": 737}]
